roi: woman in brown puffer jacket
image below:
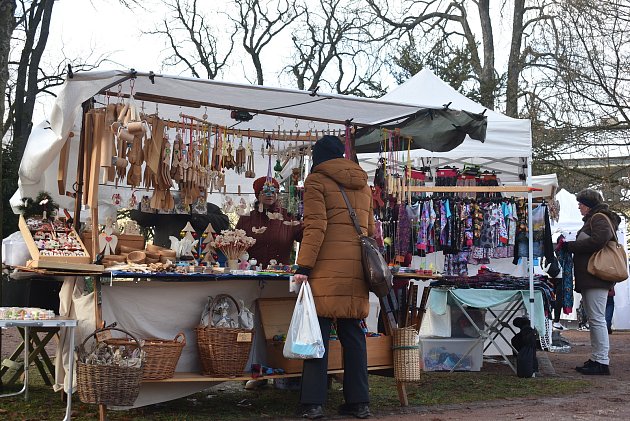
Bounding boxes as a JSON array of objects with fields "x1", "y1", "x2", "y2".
[
  {"x1": 293, "y1": 135, "x2": 373, "y2": 420},
  {"x1": 566, "y1": 189, "x2": 620, "y2": 376}
]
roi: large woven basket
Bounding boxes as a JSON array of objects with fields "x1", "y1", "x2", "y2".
[
  {"x1": 196, "y1": 294, "x2": 253, "y2": 377},
  {"x1": 393, "y1": 327, "x2": 421, "y2": 382},
  {"x1": 106, "y1": 332, "x2": 186, "y2": 380},
  {"x1": 76, "y1": 326, "x2": 144, "y2": 406}
]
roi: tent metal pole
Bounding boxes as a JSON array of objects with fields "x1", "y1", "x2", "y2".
[{"x1": 527, "y1": 157, "x2": 536, "y2": 328}]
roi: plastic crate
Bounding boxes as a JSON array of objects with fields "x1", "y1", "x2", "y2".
[{"x1": 420, "y1": 337, "x2": 483, "y2": 371}]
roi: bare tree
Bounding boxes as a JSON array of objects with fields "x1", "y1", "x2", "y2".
[
  {"x1": 230, "y1": 0, "x2": 303, "y2": 85},
  {"x1": 144, "y1": 0, "x2": 236, "y2": 79},
  {"x1": 1, "y1": 0, "x2": 16, "y2": 245},
  {"x1": 366, "y1": 0, "x2": 500, "y2": 109},
  {"x1": 367, "y1": 0, "x2": 557, "y2": 116},
  {"x1": 285, "y1": 0, "x2": 384, "y2": 96},
  {"x1": 529, "y1": 0, "x2": 630, "y2": 211},
  {"x1": 2, "y1": 1, "x2": 110, "y2": 233}
]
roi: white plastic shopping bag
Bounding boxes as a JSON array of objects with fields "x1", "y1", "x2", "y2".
[{"x1": 283, "y1": 282, "x2": 325, "y2": 359}]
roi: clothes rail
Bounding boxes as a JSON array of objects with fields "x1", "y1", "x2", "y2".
[{"x1": 407, "y1": 186, "x2": 542, "y2": 193}]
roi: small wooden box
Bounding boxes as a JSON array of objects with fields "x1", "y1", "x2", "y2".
[
  {"x1": 257, "y1": 298, "x2": 392, "y2": 374},
  {"x1": 18, "y1": 215, "x2": 103, "y2": 272},
  {"x1": 81, "y1": 231, "x2": 145, "y2": 256}
]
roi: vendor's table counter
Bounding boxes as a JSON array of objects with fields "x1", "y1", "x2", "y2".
[{"x1": 84, "y1": 271, "x2": 392, "y2": 408}]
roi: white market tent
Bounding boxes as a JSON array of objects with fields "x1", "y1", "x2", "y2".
[
  {"x1": 358, "y1": 68, "x2": 532, "y2": 184},
  {"x1": 366, "y1": 69, "x2": 539, "y2": 326},
  {"x1": 11, "y1": 68, "x2": 539, "y2": 313},
  {"x1": 552, "y1": 189, "x2": 630, "y2": 330},
  {"x1": 10, "y1": 68, "x2": 539, "y2": 323},
  {"x1": 10, "y1": 68, "x2": 486, "y2": 217}
]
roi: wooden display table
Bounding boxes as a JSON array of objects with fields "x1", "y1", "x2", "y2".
[{"x1": 86, "y1": 272, "x2": 409, "y2": 418}]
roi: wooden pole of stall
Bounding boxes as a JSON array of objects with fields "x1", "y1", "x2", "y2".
[{"x1": 73, "y1": 101, "x2": 92, "y2": 232}]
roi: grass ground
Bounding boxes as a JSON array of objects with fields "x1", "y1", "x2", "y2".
[{"x1": 0, "y1": 368, "x2": 589, "y2": 420}]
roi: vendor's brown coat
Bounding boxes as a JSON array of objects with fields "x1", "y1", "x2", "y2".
[{"x1": 297, "y1": 158, "x2": 374, "y2": 320}]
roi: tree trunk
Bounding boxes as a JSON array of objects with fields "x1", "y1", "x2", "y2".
[
  {"x1": 477, "y1": 0, "x2": 496, "y2": 109},
  {"x1": 506, "y1": 0, "x2": 525, "y2": 117},
  {"x1": 1, "y1": 0, "x2": 17, "y2": 244},
  {"x1": 12, "y1": 0, "x2": 55, "y2": 165}
]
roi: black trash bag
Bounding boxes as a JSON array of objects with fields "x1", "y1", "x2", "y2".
[{"x1": 511, "y1": 316, "x2": 538, "y2": 378}]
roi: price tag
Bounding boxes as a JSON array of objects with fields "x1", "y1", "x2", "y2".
[
  {"x1": 236, "y1": 332, "x2": 252, "y2": 342},
  {"x1": 95, "y1": 329, "x2": 113, "y2": 342}
]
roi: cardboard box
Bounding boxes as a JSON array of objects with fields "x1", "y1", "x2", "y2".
[
  {"x1": 257, "y1": 297, "x2": 392, "y2": 374},
  {"x1": 18, "y1": 215, "x2": 103, "y2": 272},
  {"x1": 420, "y1": 337, "x2": 483, "y2": 371},
  {"x1": 81, "y1": 231, "x2": 145, "y2": 256}
]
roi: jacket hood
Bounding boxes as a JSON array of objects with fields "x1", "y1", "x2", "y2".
[
  {"x1": 312, "y1": 158, "x2": 367, "y2": 190},
  {"x1": 585, "y1": 203, "x2": 622, "y2": 229}
]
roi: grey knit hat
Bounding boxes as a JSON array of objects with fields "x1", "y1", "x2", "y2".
[{"x1": 576, "y1": 189, "x2": 604, "y2": 209}]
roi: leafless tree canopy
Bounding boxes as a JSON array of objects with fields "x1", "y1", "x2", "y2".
[
  {"x1": 3, "y1": 0, "x2": 630, "y2": 225},
  {"x1": 144, "y1": 0, "x2": 236, "y2": 80},
  {"x1": 229, "y1": 0, "x2": 303, "y2": 85}
]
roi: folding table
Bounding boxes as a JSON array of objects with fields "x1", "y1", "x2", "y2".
[
  {"x1": 0, "y1": 317, "x2": 78, "y2": 421},
  {"x1": 427, "y1": 288, "x2": 545, "y2": 373}
]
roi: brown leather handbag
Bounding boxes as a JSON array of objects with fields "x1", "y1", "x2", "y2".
[
  {"x1": 587, "y1": 214, "x2": 628, "y2": 282},
  {"x1": 338, "y1": 184, "x2": 393, "y2": 297}
]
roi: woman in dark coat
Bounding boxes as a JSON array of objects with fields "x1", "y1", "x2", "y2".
[
  {"x1": 294, "y1": 135, "x2": 373, "y2": 419},
  {"x1": 566, "y1": 189, "x2": 620, "y2": 375}
]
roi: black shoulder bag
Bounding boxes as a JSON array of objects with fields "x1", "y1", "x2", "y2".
[{"x1": 338, "y1": 184, "x2": 393, "y2": 297}]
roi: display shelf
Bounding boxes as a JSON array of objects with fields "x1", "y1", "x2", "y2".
[
  {"x1": 142, "y1": 366, "x2": 394, "y2": 383},
  {"x1": 392, "y1": 272, "x2": 440, "y2": 279},
  {"x1": 18, "y1": 215, "x2": 103, "y2": 272}
]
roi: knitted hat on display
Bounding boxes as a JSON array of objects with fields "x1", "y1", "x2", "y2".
[
  {"x1": 253, "y1": 177, "x2": 279, "y2": 196},
  {"x1": 311, "y1": 135, "x2": 345, "y2": 168},
  {"x1": 576, "y1": 189, "x2": 604, "y2": 209}
]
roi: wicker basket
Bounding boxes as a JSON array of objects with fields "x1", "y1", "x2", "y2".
[
  {"x1": 76, "y1": 326, "x2": 144, "y2": 406},
  {"x1": 106, "y1": 332, "x2": 186, "y2": 380},
  {"x1": 392, "y1": 327, "x2": 421, "y2": 382},
  {"x1": 196, "y1": 294, "x2": 254, "y2": 377}
]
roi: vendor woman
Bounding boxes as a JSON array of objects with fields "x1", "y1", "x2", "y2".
[{"x1": 235, "y1": 176, "x2": 303, "y2": 267}]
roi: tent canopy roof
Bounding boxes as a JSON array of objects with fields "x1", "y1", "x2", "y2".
[
  {"x1": 380, "y1": 69, "x2": 532, "y2": 159},
  {"x1": 63, "y1": 69, "x2": 473, "y2": 133}
]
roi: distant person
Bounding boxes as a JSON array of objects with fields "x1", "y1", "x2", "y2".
[
  {"x1": 563, "y1": 189, "x2": 620, "y2": 375},
  {"x1": 294, "y1": 135, "x2": 373, "y2": 419}
]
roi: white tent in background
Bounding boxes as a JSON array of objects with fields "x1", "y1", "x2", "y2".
[
  {"x1": 552, "y1": 189, "x2": 630, "y2": 329},
  {"x1": 381, "y1": 69, "x2": 531, "y2": 160}
]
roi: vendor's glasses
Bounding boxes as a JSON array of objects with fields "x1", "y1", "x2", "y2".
[{"x1": 262, "y1": 185, "x2": 277, "y2": 196}]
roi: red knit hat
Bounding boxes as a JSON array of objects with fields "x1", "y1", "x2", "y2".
[{"x1": 253, "y1": 177, "x2": 279, "y2": 196}]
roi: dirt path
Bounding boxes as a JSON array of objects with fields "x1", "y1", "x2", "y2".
[
  {"x1": 3, "y1": 328, "x2": 629, "y2": 420},
  {"x1": 370, "y1": 330, "x2": 630, "y2": 420}
]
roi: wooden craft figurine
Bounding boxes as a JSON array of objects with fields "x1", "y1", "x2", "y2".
[
  {"x1": 170, "y1": 132, "x2": 184, "y2": 183},
  {"x1": 150, "y1": 125, "x2": 174, "y2": 210},
  {"x1": 244, "y1": 136, "x2": 255, "y2": 178},
  {"x1": 125, "y1": 101, "x2": 146, "y2": 187},
  {"x1": 98, "y1": 217, "x2": 119, "y2": 256},
  {"x1": 223, "y1": 135, "x2": 236, "y2": 170},
  {"x1": 235, "y1": 137, "x2": 246, "y2": 174}
]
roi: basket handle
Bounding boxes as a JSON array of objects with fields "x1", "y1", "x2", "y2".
[
  {"x1": 174, "y1": 332, "x2": 186, "y2": 345},
  {"x1": 80, "y1": 323, "x2": 144, "y2": 352},
  {"x1": 209, "y1": 294, "x2": 241, "y2": 316}
]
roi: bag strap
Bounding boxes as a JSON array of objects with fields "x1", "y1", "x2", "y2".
[
  {"x1": 338, "y1": 184, "x2": 364, "y2": 237},
  {"x1": 590, "y1": 213, "x2": 619, "y2": 243}
]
